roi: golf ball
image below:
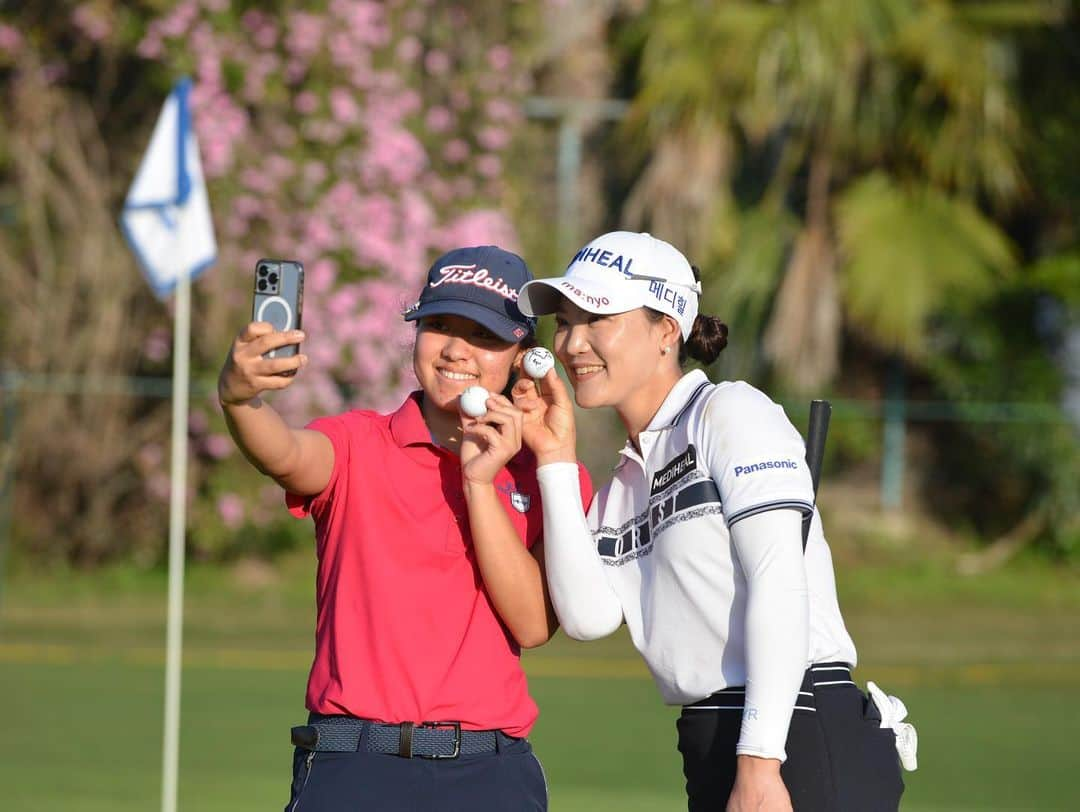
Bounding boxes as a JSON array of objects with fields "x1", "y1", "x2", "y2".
[
  {"x1": 459, "y1": 385, "x2": 490, "y2": 418},
  {"x1": 523, "y1": 347, "x2": 555, "y2": 379}
]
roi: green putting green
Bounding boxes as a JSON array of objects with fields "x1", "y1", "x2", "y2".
[{"x1": 1, "y1": 651, "x2": 1076, "y2": 810}]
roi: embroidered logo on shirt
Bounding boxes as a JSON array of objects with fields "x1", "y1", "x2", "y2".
[
  {"x1": 650, "y1": 445, "x2": 698, "y2": 494},
  {"x1": 733, "y1": 459, "x2": 799, "y2": 477},
  {"x1": 510, "y1": 492, "x2": 531, "y2": 513}
]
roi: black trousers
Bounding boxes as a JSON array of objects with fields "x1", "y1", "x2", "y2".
[{"x1": 677, "y1": 665, "x2": 904, "y2": 811}]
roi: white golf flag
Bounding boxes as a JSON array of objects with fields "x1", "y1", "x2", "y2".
[
  {"x1": 121, "y1": 77, "x2": 216, "y2": 298},
  {"x1": 118, "y1": 76, "x2": 217, "y2": 812}
]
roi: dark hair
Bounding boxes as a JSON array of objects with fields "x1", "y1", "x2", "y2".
[
  {"x1": 645, "y1": 264, "x2": 728, "y2": 365},
  {"x1": 683, "y1": 314, "x2": 729, "y2": 365}
]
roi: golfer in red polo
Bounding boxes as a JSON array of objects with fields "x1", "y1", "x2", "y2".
[{"x1": 218, "y1": 245, "x2": 590, "y2": 811}]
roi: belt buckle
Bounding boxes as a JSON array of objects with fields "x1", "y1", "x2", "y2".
[{"x1": 419, "y1": 721, "x2": 461, "y2": 759}]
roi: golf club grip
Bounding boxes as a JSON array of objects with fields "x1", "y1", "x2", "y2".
[
  {"x1": 802, "y1": 399, "x2": 832, "y2": 548},
  {"x1": 805, "y1": 400, "x2": 831, "y2": 495}
]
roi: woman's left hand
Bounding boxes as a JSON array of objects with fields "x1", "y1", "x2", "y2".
[
  {"x1": 459, "y1": 393, "x2": 523, "y2": 485},
  {"x1": 512, "y1": 366, "x2": 577, "y2": 465},
  {"x1": 726, "y1": 756, "x2": 792, "y2": 812}
]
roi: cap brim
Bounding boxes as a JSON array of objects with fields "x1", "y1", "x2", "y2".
[
  {"x1": 518, "y1": 277, "x2": 640, "y2": 317},
  {"x1": 403, "y1": 299, "x2": 532, "y2": 343}
]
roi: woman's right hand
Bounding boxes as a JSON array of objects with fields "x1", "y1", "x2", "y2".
[
  {"x1": 726, "y1": 756, "x2": 792, "y2": 812},
  {"x1": 512, "y1": 366, "x2": 577, "y2": 465},
  {"x1": 218, "y1": 321, "x2": 307, "y2": 406}
]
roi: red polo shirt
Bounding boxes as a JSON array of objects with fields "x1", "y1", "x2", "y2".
[{"x1": 287, "y1": 392, "x2": 590, "y2": 737}]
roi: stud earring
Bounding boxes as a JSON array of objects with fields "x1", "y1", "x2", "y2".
[{"x1": 661, "y1": 346, "x2": 670, "y2": 355}]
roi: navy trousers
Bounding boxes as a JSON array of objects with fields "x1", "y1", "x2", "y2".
[{"x1": 284, "y1": 731, "x2": 547, "y2": 811}]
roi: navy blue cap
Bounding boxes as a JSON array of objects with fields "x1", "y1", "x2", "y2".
[{"x1": 402, "y1": 245, "x2": 536, "y2": 342}]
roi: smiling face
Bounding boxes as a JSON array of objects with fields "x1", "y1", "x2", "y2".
[
  {"x1": 553, "y1": 298, "x2": 682, "y2": 425},
  {"x1": 413, "y1": 314, "x2": 523, "y2": 416}
]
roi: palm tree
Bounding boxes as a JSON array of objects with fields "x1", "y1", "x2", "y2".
[{"x1": 622, "y1": 0, "x2": 1062, "y2": 390}]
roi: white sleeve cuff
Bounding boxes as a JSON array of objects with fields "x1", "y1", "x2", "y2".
[{"x1": 537, "y1": 463, "x2": 623, "y2": 640}]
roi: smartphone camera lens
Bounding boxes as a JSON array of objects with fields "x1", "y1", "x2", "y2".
[
  {"x1": 258, "y1": 279, "x2": 268, "y2": 291},
  {"x1": 269, "y1": 273, "x2": 279, "y2": 285},
  {"x1": 257, "y1": 264, "x2": 268, "y2": 277}
]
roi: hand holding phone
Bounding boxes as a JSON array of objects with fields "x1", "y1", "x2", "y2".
[{"x1": 252, "y1": 259, "x2": 304, "y2": 360}]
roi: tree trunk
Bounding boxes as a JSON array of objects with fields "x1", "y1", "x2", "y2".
[{"x1": 763, "y1": 148, "x2": 842, "y2": 392}]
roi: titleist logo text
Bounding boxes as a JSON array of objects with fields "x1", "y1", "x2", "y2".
[{"x1": 430, "y1": 264, "x2": 519, "y2": 300}]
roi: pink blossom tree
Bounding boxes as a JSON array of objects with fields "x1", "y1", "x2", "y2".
[
  {"x1": 145, "y1": 1, "x2": 540, "y2": 547},
  {"x1": 0, "y1": 0, "x2": 547, "y2": 560}
]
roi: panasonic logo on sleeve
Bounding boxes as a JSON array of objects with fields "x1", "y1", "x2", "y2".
[{"x1": 734, "y1": 459, "x2": 799, "y2": 477}]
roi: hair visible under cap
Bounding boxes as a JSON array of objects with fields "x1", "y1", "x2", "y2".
[
  {"x1": 684, "y1": 264, "x2": 727, "y2": 364},
  {"x1": 645, "y1": 264, "x2": 728, "y2": 365}
]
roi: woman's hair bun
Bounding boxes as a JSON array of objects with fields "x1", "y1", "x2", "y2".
[{"x1": 684, "y1": 315, "x2": 728, "y2": 365}]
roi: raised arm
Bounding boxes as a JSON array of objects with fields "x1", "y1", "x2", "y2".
[
  {"x1": 513, "y1": 369, "x2": 623, "y2": 640},
  {"x1": 217, "y1": 321, "x2": 333, "y2": 496}
]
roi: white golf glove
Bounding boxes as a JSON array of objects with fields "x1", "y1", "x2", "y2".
[{"x1": 867, "y1": 681, "x2": 918, "y2": 771}]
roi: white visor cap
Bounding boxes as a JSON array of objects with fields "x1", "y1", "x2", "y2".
[{"x1": 518, "y1": 231, "x2": 701, "y2": 339}]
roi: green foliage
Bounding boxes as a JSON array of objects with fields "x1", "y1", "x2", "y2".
[
  {"x1": 706, "y1": 205, "x2": 798, "y2": 378},
  {"x1": 624, "y1": 0, "x2": 1048, "y2": 378},
  {"x1": 613, "y1": 0, "x2": 1077, "y2": 558},
  {"x1": 823, "y1": 413, "x2": 883, "y2": 473},
  {"x1": 895, "y1": 2, "x2": 1026, "y2": 205},
  {"x1": 836, "y1": 172, "x2": 1016, "y2": 357},
  {"x1": 920, "y1": 281, "x2": 1079, "y2": 559},
  {"x1": 1028, "y1": 252, "x2": 1080, "y2": 307}
]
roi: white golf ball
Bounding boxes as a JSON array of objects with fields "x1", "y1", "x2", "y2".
[
  {"x1": 523, "y1": 347, "x2": 555, "y2": 379},
  {"x1": 459, "y1": 385, "x2": 490, "y2": 418}
]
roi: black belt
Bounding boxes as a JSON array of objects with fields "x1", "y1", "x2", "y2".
[
  {"x1": 683, "y1": 662, "x2": 856, "y2": 713},
  {"x1": 291, "y1": 713, "x2": 508, "y2": 759}
]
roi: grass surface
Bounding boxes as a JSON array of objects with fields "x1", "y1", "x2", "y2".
[{"x1": 1, "y1": 556, "x2": 1078, "y2": 810}]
